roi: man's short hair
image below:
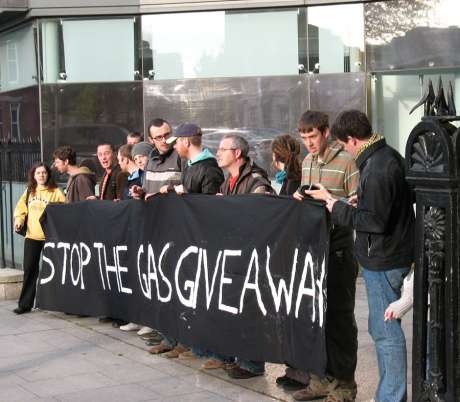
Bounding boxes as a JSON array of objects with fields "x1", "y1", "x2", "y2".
[
  {"x1": 127, "y1": 131, "x2": 142, "y2": 141},
  {"x1": 223, "y1": 134, "x2": 249, "y2": 160},
  {"x1": 147, "y1": 118, "x2": 170, "y2": 136},
  {"x1": 118, "y1": 144, "x2": 133, "y2": 161},
  {"x1": 331, "y1": 110, "x2": 373, "y2": 142},
  {"x1": 97, "y1": 143, "x2": 114, "y2": 151},
  {"x1": 53, "y1": 145, "x2": 76, "y2": 165},
  {"x1": 298, "y1": 110, "x2": 329, "y2": 134}
]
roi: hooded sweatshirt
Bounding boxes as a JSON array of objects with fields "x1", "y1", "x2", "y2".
[
  {"x1": 66, "y1": 166, "x2": 97, "y2": 203},
  {"x1": 14, "y1": 185, "x2": 65, "y2": 240},
  {"x1": 299, "y1": 140, "x2": 359, "y2": 251},
  {"x1": 182, "y1": 148, "x2": 224, "y2": 194}
]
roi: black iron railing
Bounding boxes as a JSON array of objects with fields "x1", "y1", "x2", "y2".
[{"x1": 0, "y1": 140, "x2": 41, "y2": 268}]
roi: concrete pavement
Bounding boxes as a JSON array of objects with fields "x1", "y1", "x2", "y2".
[{"x1": 0, "y1": 278, "x2": 412, "y2": 402}]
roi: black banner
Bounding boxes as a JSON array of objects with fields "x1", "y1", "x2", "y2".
[{"x1": 38, "y1": 194, "x2": 329, "y2": 375}]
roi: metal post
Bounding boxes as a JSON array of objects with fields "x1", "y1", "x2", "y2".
[
  {"x1": 405, "y1": 78, "x2": 460, "y2": 401},
  {"x1": 0, "y1": 145, "x2": 5, "y2": 268},
  {"x1": 7, "y1": 150, "x2": 15, "y2": 269}
]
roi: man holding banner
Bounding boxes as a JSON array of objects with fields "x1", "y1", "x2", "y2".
[
  {"x1": 212, "y1": 133, "x2": 273, "y2": 379},
  {"x1": 292, "y1": 111, "x2": 359, "y2": 402}
]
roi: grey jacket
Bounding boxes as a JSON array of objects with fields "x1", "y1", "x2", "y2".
[{"x1": 143, "y1": 148, "x2": 183, "y2": 194}]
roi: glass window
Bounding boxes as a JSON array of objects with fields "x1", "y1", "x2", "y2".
[
  {"x1": 366, "y1": 0, "x2": 460, "y2": 71},
  {"x1": 0, "y1": 24, "x2": 37, "y2": 92},
  {"x1": 307, "y1": 4, "x2": 364, "y2": 74},
  {"x1": 41, "y1": 18, "x2": 136, "y2": 83},
  {"x1": 10, "y1": 103, "x2": 21, "y2": 141},
  {"x1": 142, "y1": 9, "x2": 300, "y2": 80},
  {"x1": 370, "y1": 69, "x2": 460, "y2": 156}
]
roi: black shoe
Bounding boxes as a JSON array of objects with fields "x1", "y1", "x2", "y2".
[
  {"x1": 112, "y1": 319, "x2": 128, "y2": 328},
  {"x1": 282, "y1": 378, "x2": 306, "y2": 391},
  {"x1": 13, "y1": 307, "x2": 30, "y2": 315},
  {"x1": 227, "y1": 366, "x2": 263, "y2": 379}
]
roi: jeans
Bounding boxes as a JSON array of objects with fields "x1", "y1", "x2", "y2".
[{"x1": 362, "y1": 267, "x2": 410, "y2": 402}]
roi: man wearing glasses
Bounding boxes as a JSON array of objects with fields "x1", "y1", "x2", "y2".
[{"x1": 131, "y1": 118, "x2": 183, "y2": 199}]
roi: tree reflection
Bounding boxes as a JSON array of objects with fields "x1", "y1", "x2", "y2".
[{"x1": 365, "y1": 0, "x2": 441, "y2": 45}]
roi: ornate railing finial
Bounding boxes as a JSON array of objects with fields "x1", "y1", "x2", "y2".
[{"x1": 410, "y1": 76, "x2": 456, "y2": 118}]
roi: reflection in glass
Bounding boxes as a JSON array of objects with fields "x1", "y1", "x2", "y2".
[
  {"x1": 0, "y1": 24, "x2": 37, "y2": 92},
  {"x1": 370, "y1": 69, "x2": 460, "y2": 156},
  {"x1": 41, "y1": 18, "x2": 136, "y2": 83},
  {"x1": 142, "y1": 9, "x2": 299, "y2": 80},
  {"x1": 307, "y1": 4, "x2": 364, "y2": 74},
  {"x1": 366, "y1": 0, "x2": 460, "y2": 71},
  {"x1": 41, "y1": 82, "x2": 143, "y2": 165}
]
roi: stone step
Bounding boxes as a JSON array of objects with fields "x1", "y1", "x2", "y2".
[{"x1": 0, "y1": 268, "x2": 23, "y2": 300}]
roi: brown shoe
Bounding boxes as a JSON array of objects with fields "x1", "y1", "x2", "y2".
[
  {"x1": 293, "y1": 374, "x2": 338, "y2": 401},
  {"x1": 148, "y1": 341, "x2": 173, "y2": 355},
  {"x1": 201, "y1": 358, "x2": 225, "y2": 370},
  {"x1": 164, "y1": 345, "x2": 189, "y2": 359},
  {"x1": 227, "y1": 366, "x2": 263, "y2": 379},
  {"x1": 325, "y1": 381, "x2": 357, "y2": 402},
  {"x1": 178, "y1": 350, "x2": 197, "y2": 359}
]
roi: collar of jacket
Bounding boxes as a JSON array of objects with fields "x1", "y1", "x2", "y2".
[
  {"x1": 154, "y1": 147, "x2": 174, "y2": 162},
  {"x1": 355, "y1": 136, "x2": 386, "y2": 169}
]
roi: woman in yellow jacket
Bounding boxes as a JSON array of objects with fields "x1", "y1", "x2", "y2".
[{"x1": 13, "y1": 162, "x2": 65, "y2": 314}]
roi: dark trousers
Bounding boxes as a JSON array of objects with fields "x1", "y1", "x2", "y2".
[
  {"x1": 18, "y1": 238, "x2": 45, "y2": 310},
  {"x1": 326, "y1": 248, "x2": 359, "y2": 382}
]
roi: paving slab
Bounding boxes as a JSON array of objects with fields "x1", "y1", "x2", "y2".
[{"x1": 0, "y1": 278, "x2": 412, "y2": 402}]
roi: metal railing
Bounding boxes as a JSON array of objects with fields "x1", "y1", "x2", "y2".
[{"x1": 0, "y1": 140, "x2": 41, "y2": 268}]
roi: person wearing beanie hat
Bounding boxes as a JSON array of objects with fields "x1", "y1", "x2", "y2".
[
  {"x1": 131, "y1": 141, "x2": 155, "y2": 171},
  {"x1": 128, "y1": 141, "x2": 154, "y2": 198}
]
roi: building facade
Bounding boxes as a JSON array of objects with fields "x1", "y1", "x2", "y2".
[{"x1": 1, "y1": 0, "x2": 459, "y2": 268}]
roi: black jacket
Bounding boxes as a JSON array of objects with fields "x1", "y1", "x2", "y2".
[
  {"x1": 182, "y1": 158, "x2": 224, "y2": 194},
  {"x1": 332, "y1": 138, "x2": 415, "y2": 270},
  {"x1": 220, "y1": 160, "x2": 273, "y2": 195}
]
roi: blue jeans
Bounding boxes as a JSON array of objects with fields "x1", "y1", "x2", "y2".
[{"x1": 362, "y1": 267, "x2": 409, "y2": 402}]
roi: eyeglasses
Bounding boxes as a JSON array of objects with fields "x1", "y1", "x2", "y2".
[
  {"x1": 151, "y1": 132, "x2": 171, "y2": 142},
  {"x1": 217, "y1": 147, "x2": 237, "y2": 152}
]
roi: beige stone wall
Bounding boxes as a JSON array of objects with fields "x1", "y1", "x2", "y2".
[{"x1": 0, "y1": 268, "x2": 23, "y2": 301}]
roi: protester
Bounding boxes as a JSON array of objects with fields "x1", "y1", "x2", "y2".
[
  {"x1": 13, "y1": 163, "x2": 65, "y2": 314},
  {"x1": 155, "y1": 123, "x2": 224, "y2": 359},
  {"x1": 305, "y1": 110, "x2": 415, "y2": 402},
  {"x1": 95, "y1": 143, "x2": 127, "y2": 201},
  {"x1": 218, "y1": 134, "x2": 273, "y2": 196},
  {"x1": 116, "y1": 144, "x2": 143, "y2": 200},
  {"x1": 131, "y1": 141, "x2": 154, "y2": 174},
  {"x1": 290, "y1": 111, "x2": 359, "y2": 401},
  {"x1": 163, "y1": 122, "x2": 224, "y2": 195},
  {"x1": 53, "y1": 145, "x2": 96, "y2": 202},
  {"x1": 127, "y1": 131, "x2": 142, "y2": 145},
  {"x1": 271, "y1": 134, "x2": 301, "y2": 195},
  {"x1": 201, "y1": 134, "x2": 273, "y2": 379},
  {"x1": 131, "y1": 118, "x2": 182, "y2": 199}
]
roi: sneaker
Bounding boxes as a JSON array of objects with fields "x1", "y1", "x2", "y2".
[
  {"x1": 227, "y1": 366, "x2": 264, "y2": 379},
  {"x1": 325, "y1": 381, "x2": 357, "y2": 402},
  {"x1": 148, "y1": 341, "x2": 173, "y2": 355},
  {"x1": 293, "y1": 374, "x2": 339, "y2": 401},
  {"x1": 164, "y1": 345, "x2": 189, "y2": 359},
  {"x1": 201, "y1": 358, "x2": 225, "y2": 370},
  {"x1": 120, "y1": 322, "x2": 140, "y2": 331},
  {"x1": 137, "y1": 326, "x2": 154, "y2": 336}
]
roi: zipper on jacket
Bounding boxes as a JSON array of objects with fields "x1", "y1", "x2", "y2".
[{"x1": 367, "y1": 234, "x2": 372, "y2": 256}]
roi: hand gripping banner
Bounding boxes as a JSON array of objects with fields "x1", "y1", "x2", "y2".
[{"x1": 37, "y1": 193, "x2": 329, "y2": 375}]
